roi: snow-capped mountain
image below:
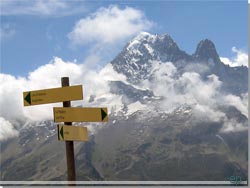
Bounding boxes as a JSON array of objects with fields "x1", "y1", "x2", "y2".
[
  {"x1": 1, "y1": 32, "x2": 248, "y2": 182},
  {"x1": 111, "y1": 32, "x2": 247, "y2": 95},
  {"x1": 111, "y1": 32, "x2": 190, "y2": 84}
]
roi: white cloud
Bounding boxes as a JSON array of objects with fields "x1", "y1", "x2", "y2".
[
  {"x1": 0, "y1": 117, "x2": 19, "y2": 141},
  {"x1": 0, "y1": 57, "x2": 126, "y2": 140},
  {"x1": 223, "y1": 94, "x2": 248, "y2": 117},
  {"x1": 183, "y1": 63, "x2": 210, "y2": 75},
  {"x1": 127, "y1": 101, "x2": 147, "y2": 115},
  {"x1": 0, "y1": 0, "x2": 86, "y2": 16},
  {"x1": 193, "y1": 104, "x2": 225, "y2": 122},
  {"x1": 220, "y1": 118, "x2": 248, "y2": 133},
  {"x1": 0, "y1": 24, "x2": 15, "y2": 41},
  {"x1": 0, "y1": 56, "x2": 248, "y2": 141},
  {"x1": 68, "y1": 5, "x2": 153, "y2": 46},
  {"x1": 143, "y1": 61, "x2": 222, "y2": 111},
  {"x1": 142, "y1": 60, "x2": 247, "y2": 126},
  {"x1": 220, "y1": 47, "x2": 248, "y2": 67},
  {"x1": 99, "y1": 63, "x2": 127, "y2": 82},
  {"x1": 0, "y1": 74, "x2": 26, "y2": 121}
]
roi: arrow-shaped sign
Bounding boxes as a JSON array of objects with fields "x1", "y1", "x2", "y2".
[
  {"x1": 57, "y1": 124, "x2": 88, "y2": 141},
  {"x1": 53, "y1": 107, "x2": 108, "y2": 122},
  {"x1": 23, "y1": 85, "x2": 83, "y2": 106}
]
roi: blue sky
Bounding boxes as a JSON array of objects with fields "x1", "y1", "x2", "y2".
[
  {"x1": 0, "y1": 0, "x2": 248, "y2": 76},
  {"x1": 0, "y1": 0, "x2": 248, "y2": 141}
]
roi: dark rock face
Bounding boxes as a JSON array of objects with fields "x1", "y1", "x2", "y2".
[{"x1": 193, "y1": 39, "x2": 221, "y2": 63}]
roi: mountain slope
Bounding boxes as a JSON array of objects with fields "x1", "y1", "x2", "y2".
[{"x1": 1, "y1": 32, "x2": 248, "y2": 182}]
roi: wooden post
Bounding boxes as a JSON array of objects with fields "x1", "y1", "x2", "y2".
[{"x1": 61, "y1": 77, "x2": 76, "y2": 184}]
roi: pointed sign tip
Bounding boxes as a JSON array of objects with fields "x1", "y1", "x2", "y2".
[
  {"x1": 24, "y1": 92, "x2": 31, "y2": 105},
  {"x1": 101, "y1": 108, "x2": 107, "y2": 121},
  {"x1": 60, "y1": 126, "x2": 64, "y2": 140}
]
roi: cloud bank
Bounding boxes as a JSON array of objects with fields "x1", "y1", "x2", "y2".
[
  {"x1": 0, "y1": 57, "x2": 125, "y2": 141},
  {"x1": 68, "y1": 5, "x2": 153, "y2": 46},
  {"x1": 142, "y1": 61, "x2": 248, "y2": 132},
  {"x1": 220, "y1": 47, "x2": 248, "y2": 67},
  {"x1": 0, "y1": 117, "x2": 19, "y2": 141},
  {"x1": 0, "y1": 59, "x2": 248, "y2": 141}
]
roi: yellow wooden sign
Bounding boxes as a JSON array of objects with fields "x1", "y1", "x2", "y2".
[
  {"x1": 57, "y1": 124, "x2": 88, "y2": 141},
  {"x1": 23, "y1": 85, "x2": 83, "y2": 106},
  {"x1": 53, "y1": 107, "x2": 108, "y2": 122}
]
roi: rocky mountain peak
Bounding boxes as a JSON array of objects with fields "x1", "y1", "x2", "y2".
[
  {"x1": 194, "y1": 39, "x2": 220, "y2": 63},
  {"x1": 111, "y1": 32, "x2": 190, "y2": 84},
  {"x1": 110, "y1": 32, "x2": 247, "y2": 95},
  {"x1": 126, "y1": 32, "x2": 178, "y2": 51},
  {"x1": 158, "y1": 33, "x2": 176, "y2": 44},
  {"x1": 132, "y1": 31, "x2": 156, "y2": 42}
]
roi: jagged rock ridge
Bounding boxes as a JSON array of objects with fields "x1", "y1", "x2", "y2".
[{"x1": 111, "y1": 32, "x2": 247, "y2": 95}]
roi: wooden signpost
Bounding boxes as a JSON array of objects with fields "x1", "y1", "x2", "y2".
[
  {"x1": 23, "y1": 77, "x2": 109, "y2": 184},
  {"x1": 61, "y1": 77, "x2": 75, "y2": 183}
]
